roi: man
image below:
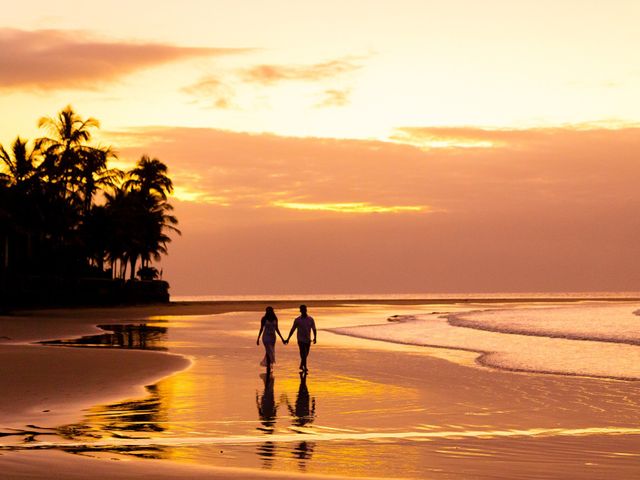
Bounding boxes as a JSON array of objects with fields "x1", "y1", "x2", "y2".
[{"x1": 286, "y1": 305, "x2": 317, "y2": 373}]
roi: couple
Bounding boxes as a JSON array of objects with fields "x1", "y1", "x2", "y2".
[{"x1": 256, "y1": 305, "x2": 317, "y2": 373}]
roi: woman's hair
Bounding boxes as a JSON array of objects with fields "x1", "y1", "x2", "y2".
[{"x1": 263, "y1": 306, "x2": 278, "y2": 322}]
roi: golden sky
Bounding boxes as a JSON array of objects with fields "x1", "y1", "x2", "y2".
[{"x1": 2, "y1": 1, "x2": 640, "y2": 294}]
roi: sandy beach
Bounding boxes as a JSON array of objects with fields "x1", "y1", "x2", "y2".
[{"x1": 2, "y1": 299, "x2": 640, "y2": 479}]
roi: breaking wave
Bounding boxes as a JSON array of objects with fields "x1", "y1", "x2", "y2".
[{"x1": 329, "y1": 302, "x2": 640, "y2": 381}]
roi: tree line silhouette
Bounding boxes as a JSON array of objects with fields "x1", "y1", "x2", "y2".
[{"x1": 0, "y1": 106, "x2": 179, "y2": 305}]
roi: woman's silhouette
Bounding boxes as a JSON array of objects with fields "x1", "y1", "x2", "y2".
[
  {"x1": 256, "y1": 372, "x2": 278, "y2": 467},
  {"x1": 256, "y1": 306, "x2": 286, "y2": 371},
  {"x1": 256, "y1": 372, "x2": 278, "y2": 432}
]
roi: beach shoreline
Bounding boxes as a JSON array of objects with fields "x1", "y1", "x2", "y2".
[
  {"x1": 2, "y1": 299, "x2": 640, "y2": 479},
  {"x1": 5, "y1": 293, "x2": 640, "y2": 325}
]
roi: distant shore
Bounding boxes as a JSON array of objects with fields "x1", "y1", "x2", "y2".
[{"x1": 7, "y1": 292, "x2": 640, "y2": 318}]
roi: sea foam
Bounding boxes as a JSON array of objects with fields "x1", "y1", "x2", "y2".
[{"x1": 329, "y1": 302, "x2": 640, "y2": 381}]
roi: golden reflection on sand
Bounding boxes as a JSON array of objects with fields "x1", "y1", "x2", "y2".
[{"x1": 278, "y1": 374, "x2": 414, "y2": 399}]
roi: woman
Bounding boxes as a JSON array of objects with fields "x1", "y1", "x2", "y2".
[{"x1": 256, "y1": 306, "x2": 286, "y2": 370}]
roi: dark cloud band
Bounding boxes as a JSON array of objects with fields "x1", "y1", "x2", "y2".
[{"x1": 0, "y1": 28, "x2": 252, "y2": 90}]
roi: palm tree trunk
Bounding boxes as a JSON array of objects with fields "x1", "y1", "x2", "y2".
[
  {"x1": 3, "y1": 234, "x2": 8, "y2": 269},
  {"x1": 129, "y1": 255, "x2": 137, "y2": 280},
  {"x1": 119, "y1": 258, "x2": 127, "y2": 280}
]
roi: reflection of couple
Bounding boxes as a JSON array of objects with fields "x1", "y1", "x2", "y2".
[
  {"x1": 256, "y1": 372, "x2": 316, "y2": 428},
  {"x1": 256, "y1": 305, "x2": 317, "y2": 373},
  {"x1": 256, "y1": 371, "x2": 316, "y2": 468}
]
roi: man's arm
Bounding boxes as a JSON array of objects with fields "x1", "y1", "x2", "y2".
[
  {"x1": 312, "y1": 318, "x2": 317, "y2": 344},
  {"x1": 286, "y1": 319, "x2": 298, "y2": 342}
]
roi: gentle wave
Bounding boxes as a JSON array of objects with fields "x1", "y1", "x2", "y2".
[
  {"x1": 450, "y1": 304, "x2": 640, "y2": 346},
  {"x1": 329, "y1": 302, "x2": 640, "y2": 381},
  {"x1": 3, "y1": 426, "x2": 640, "y2": 451}
]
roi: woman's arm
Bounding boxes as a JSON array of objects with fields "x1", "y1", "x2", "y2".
[
  {"x1": 257, "y1": 318, "x2": 265, "y2": 345},
  {"x1": 275, "y1": 320, "x2": 286, "y2": 343}
]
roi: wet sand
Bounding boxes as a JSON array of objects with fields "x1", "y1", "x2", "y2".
[
  {"x1": 0, "y1": 345, "x2": 188, "y2": 427},
  {"x1": 1, "y1": 450, "x2": 369, "y2": 479},
  {"x1": 1, "y1": 301, "x2": 640, "y2": 479}
]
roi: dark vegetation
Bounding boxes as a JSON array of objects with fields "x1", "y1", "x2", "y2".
[{"x1": 0, "y1": 106, "x2": 180, "y2": 307}]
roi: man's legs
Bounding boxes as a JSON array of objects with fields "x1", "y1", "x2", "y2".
[{"x1": 297, "y1": 341, "x2": 311, "y2": 371}]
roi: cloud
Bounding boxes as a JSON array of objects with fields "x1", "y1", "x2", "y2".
[
  {"x1": 0, "y1": 28, "x2": 252, "y2": 90},
  {"x1": 182, "y1": 76, "x2": 236, "y2": 109},
  {"x1": 316, "y1": 89, "x2": 351, "y2": 108},
  {"x1": 112, "y1": 124, "x2": 640, "y2": 218},
  {"x1": 241, "y1": 58, "x2": 361, "y2": 85},
  {"x1": 110, "y1": 125, "x2": 640, "y2": 294},
  {"x1": 111, "y1": 127, "x2": 428, "y2": 215},
  {"x1": 390, "y1": 124, "x2": 640, "y2": 150},
  {"x1": 390, "y1": 126, "x2": 559, "y2": 149},
  {"x1": 271, "y1": 201, "x2": 428, "y2": 214},
  {"x1": 184, "y1": 56, "x2": 364, "y2": 109}
]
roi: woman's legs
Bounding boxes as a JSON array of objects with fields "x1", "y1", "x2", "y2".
[{"x1": 263, "y1": 340, "x2": 276, "y2": 370}]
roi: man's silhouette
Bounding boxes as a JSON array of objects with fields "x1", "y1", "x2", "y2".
[{"x1": 286, "y1": 305, "x2": 317, "y2": 373}]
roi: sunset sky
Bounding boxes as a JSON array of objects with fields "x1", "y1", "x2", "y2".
[{"x1": 2, "y1": 1, "x2": 640, "y2": 295}]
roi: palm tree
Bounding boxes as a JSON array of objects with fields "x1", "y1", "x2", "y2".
[
  {"x1": 103, "y1": 187, "x2": 138, "y2": 279},
  {"x1": 36, "y1": 105, "x2": 104, "y2": 204},
  {"x1": 105, "y1": 156, "x2": 180, "y2": 280},
  {"x1": 124, "y1": 155, "x2": 174, "y2": 201},
  {"x1": 118, "y1": 156, "x2": 179, "y2": 279},
  {"x1": 1, "y1": 106, "x2": 181, "y2": 303},
  {"x1": 81, "y1": 204, "x2": 112, "y2": 272},
  {"x1": 33, "y1": 106, "x2": 123, "y2": 275},
  {"x1": 0, "y1": 137, "x2": 43, "y2": 274},
  {"x1": 77, "y1": 146, "x2": 122, "y2": 215},
  {"x1": 137, "y1": 265, "x2": 160, "y2": 280},
  {"x1": 0, "y1": 137, "x2": 40, "y2": 188},
  {"x1": 38, "y1": 105, "x2": 98, "y2": 146},
  {"x1": 0, "y1": 175, "x2": 11, "y2": 273},
  {"x1": 137, "y1": 199, "x2": 180, "y2": 274}
]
